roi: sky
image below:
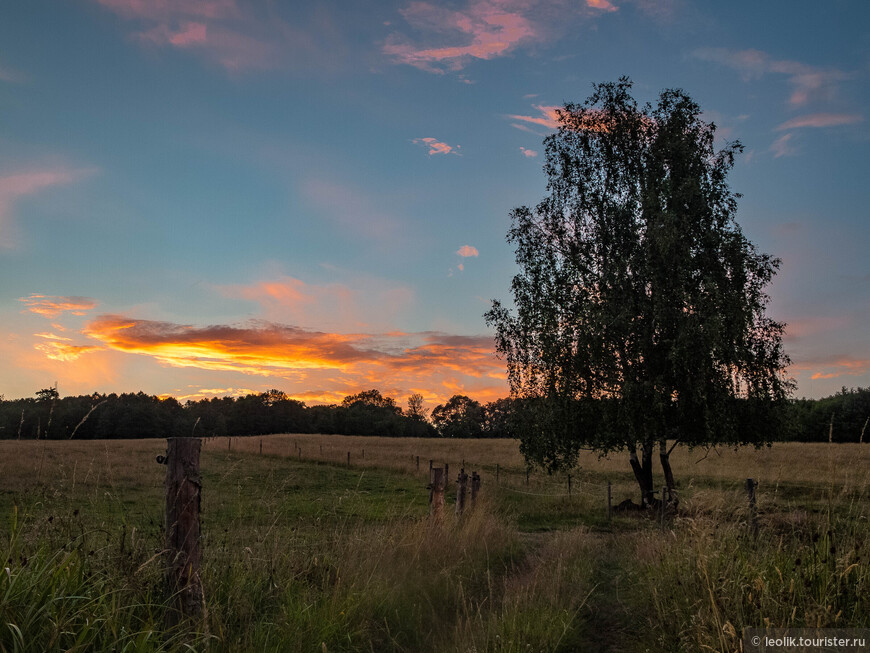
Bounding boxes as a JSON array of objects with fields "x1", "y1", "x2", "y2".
[{"x1": 1, "y1": 0, "x2": 868, "y2": 407}]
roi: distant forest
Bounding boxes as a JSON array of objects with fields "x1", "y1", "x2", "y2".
[{"x1": 0, "y1": 386, "x2": 867, "y2": 443}]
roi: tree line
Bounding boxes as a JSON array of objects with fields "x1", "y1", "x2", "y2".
[
  {"x1": 0, "y1": 386, "x2": 866, "y2": 443},
  {"x1": 0, "y1": 388, "x2": 512, "y2": 440}
]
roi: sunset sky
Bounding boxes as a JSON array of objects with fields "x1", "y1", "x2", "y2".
[{"x1": 1, "y1": 0, "x2": 868, "y2": 406}]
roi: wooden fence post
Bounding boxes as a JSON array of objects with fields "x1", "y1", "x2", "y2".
[
  {"x1": 227, "y1": 437, "x2": 231, "y2": 451},
  {"x1": 746, "y1": 478, "x2": 758, "y2": 536},
  {"x1": 163, "y1": 437, "x2": 203, "y2": 629},
  {"x1": 567, "y1": 474, "x2": 572, "y2": 496},
  {"x1": 259, "y1": 439, "x2": 262, "y2": 455},
  {"x1": 347, "y1": 451, "x2": 351, "y2": 468},
  {"x1": 429, "y1": 467, "x2": 445, "y2": 518},
  {"x1": 455, "y1": 468, "x2": 468, "y2": 516},
  {"x1": 471, "y1": 472, "x2": 480, "y2": 506},
  {"x1": 444, "y1": 463, "x2": 449, "y2": 490}
]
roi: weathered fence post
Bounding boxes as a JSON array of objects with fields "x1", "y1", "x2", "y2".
[
  {"x1": 746, "y1": 478, "x2": 758, "y2": 536},
  {"x1": 429, "y1": 467, "x2": 445, "y2": 518},
  {"x1": 163, "y1": 437, "x2": 203, "y2": 629},
  {"x1": 471, "y1": 472, "x2": 480, "y2": 506},
  {"x1": 347, "y1": 451, "x2": 351, "y2": 468},
  {"x1": 416, "y1": 455, "x2": 420, "y2": 472},
  {"x1": 444, "y1": 462, "x2": 449, "y2": 490},
  {"x1": 567, "y1": 474, "x2": 572, "y2": 496},
  {"x1": 259, "y1": 439, "x2": 262, "y2": 455},
  {"x1": 455, "y1": 469, "x2": 468, "y2": 516},
  {"x1": 227, "y1": 437, "x2": 231, "y2": 451}
]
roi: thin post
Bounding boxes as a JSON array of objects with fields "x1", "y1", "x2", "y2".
[
  {"x1": 227, "y1": 437, "x2": 231, "y2": 451},
  {"x1": 567, "y1": 474, "x2": 572, "y2": 496},
  {"x1": 429, "y1": 467, "x2": 445, "y2": 518},
  {"x1": 362, "y1": 449, "x2": 365, "y2": 459},
  {"x1": 445, "y1": 462, "x2": 449, "y2": 490},
  {"x1": 429, "y1": 459, "x2": 433, "y2": 474},
  {"x1": 526, "y1": 466, "x2": 530, "y2": 486},
  {"x1": 259, "y1": 439, "x2": 263, "y2": 455},
  {"x1": 163, "y1": 437, "x2": 202, "y2": 628},
  {"x1": 746, "y1": 478, "x2": 758, "y2": 537},
  {"x1": 347, "y1": 451, "x2": 351, "y2": 468},
  {"x1": 455, "y1": 468, "x2": 468, "y2": 516},
  {"x1": 660, "y1": 486, "x2": 666, "y2": 529},
  {"x1": 607, "y1": 481, "x2": 612, "y2": 521},
  {"x1": 471, "y1": 472, "x2": 480, "y2": 506},
  {"x1": 416, "y1": 455, "x2": 420, "y2": 472}
]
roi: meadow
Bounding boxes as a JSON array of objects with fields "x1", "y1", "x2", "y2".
[{"x1": 1, "y1": 435, "x2": 868, "y2": 652}]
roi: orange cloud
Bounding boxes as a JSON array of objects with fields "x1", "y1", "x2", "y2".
[
  {"x1": 35, "y1": 341, "x2": 103, "y2": 362},
  {"x1": 384, "y1": 0, "x2": 538, "y2": 73},
  {"x1": 519, "y1": 147, "x2": 538, "y2": 158},
  {"x1": 80, "y1": 315, "x2": 507, "y2": 405},
  {"x1": 807, "y1": 358, "x2": 870, "y2": 380},
  {"x1": 413, "y1": 137, "x2": 460, "y2": 155},
  {"x1": 776, "y1": 113, "x2": 863, "y2": 130},
  {"x1": 456, "y1": 245, "x2": 479, "y2": 257},
  {"x1": 19, "y1": 295, "x2": 99, "y2": 318}
]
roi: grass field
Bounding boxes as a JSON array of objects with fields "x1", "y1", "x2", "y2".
[{"x1": 1, "y1": 435, "x2": 868, "y2": 652}]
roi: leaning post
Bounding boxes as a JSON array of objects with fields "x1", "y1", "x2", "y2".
[{"x1": 429, "y1": 467, "x2": 445, "y2": 518}]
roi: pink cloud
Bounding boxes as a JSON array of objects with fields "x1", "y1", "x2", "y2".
[
  {"x1": 519, "y1": 147, "x2": 538, "y2": 157},
  {"x1": 770, "y1": 133, "x2": 796, "y2": 158},
  {"x1": 776, "y1": 113, "x2": 863, "y2": 130},
  {"x1": 413, "y1": 137, "x2": 460, "y2": 155},
  {"x1": 586, "y1": 0, "x2": 618, "y2": 11},
  {"x1": 95, "y1": 0, "x2": 236, "y2": 21},
  {"x1": 507, "y1": 104, "x2": 561, "y2": 129},
  {"x1": 692, "y1": 47, "x2": 849, "y2": 107},
  {"x1": 456, "y1": 245, "x2": 479, "y2": 257},
  {"x1": 18, "y1": 295, "x2": 99, "y2": 318},
  {"x1": 384, "y1": 0, "x2": 539, "y2": 73},
  {"x1": 806, "y1": 357, "x2": 870, "y2": 381}
]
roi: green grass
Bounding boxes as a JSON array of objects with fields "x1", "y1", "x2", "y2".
[{"x1": 1, "y1": 438, "x2": 868, "y2": 652}]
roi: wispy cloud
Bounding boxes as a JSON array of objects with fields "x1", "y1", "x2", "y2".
[
  {"x1": 519, "y1": 147, "x2": 538, "y2": 158},
  {"x1": 770, "y1": 133, "x2": 797, "y2": 158},
  {"x1": 692, "y1": 47, "x2": 849, "y2": 107},
  {"x1": 507, "y1": 104, "x2": 561, "y2": 130},
  {"x1": 94, "y1": 0, "x2": 346, "y2": 73},
  {"x1": 220, "y1": 274, "x2": 415, "y2": 331},
  {"x1": 18, "y1": 295, "x2": 99, "y2": 318},
  {"x1": 805, "y1": 357, "x2": 870, "y2": 381},
  {"x1": 0, "y1": 167, "x2": 96, "y2": 248},
  {"x1": 776, "y1": 113, "x2": 863, "y2": 131},
  {"x1": 412, "y1": 137, "x2": 460, "y2": 155},
  {"x1": 384, "y1": 0, "x2": 540, "y2": 73},
  {"x1": 35, "y1": 340, "x2": 103, "y2": 362}
]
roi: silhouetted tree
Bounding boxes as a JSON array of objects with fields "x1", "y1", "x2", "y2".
[{"x1": 486, "y1": 78, "x2": 792, "y2": 506}]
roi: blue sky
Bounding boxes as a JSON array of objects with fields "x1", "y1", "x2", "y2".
[{"x1": 1, "y1": 0, "x2": 868, "y2": 405}]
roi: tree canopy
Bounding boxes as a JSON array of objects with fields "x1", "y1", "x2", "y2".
[{"x1": 486, "y1": 78, "x2": 792, "y2": 505}]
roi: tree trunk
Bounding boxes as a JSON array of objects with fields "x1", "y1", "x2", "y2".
[
  {"x1": 629, "y1": 443, "x2": 655, "y2": 507},
  {"x1": 659, "y1": 439, "x2": 678, "y2": 508}
]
